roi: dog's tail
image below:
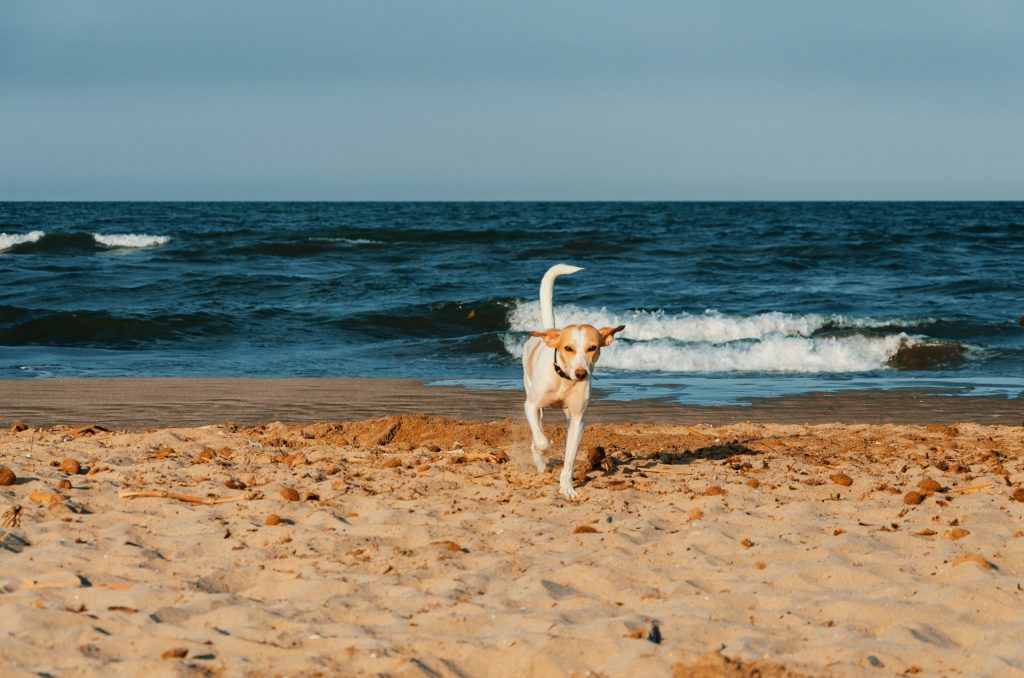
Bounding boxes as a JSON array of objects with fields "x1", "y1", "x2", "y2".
[{"x1": 539, "y1": 264, "x2": 583, "y2": 329}]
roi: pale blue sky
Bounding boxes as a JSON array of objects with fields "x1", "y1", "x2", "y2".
[{"x1": 2, "y1": 1, "x2": 1022, "y2": 200}]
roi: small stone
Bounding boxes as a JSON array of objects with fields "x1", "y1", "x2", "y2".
[
  {"x1": 56, "y1": 479, "x2": 72, "y2": 491},
  {"x1": 161, "y1": 647, "x2": 189, "y2": 660},
  {"x1": 573, "y1": 525, "x2": 598, "y2": 534},
  {"x1": 0, "y1": 466, "x2": 15, "y2": 486},
  {"x1": 647, "y1": 621, "x2": 662, "y2": 644},
  {"x1": 280, "y1": 487, "x2": 300, "y2": 501},
  {"x1": 740, "y1": 538, "x2": 754, "y2": 548},
  {"x1": 904, "y1": 491, "x2": 925, "y2": 505},
  {"x1": 265, "y1": 514, "x2": 281, "y2": 526},
  {"x1": 746, "y1": 478, "x2": 760, "y2": 488},
  {"x1": 830, "y1": 473, "x2": 853, "y2": 486},
  {"x1": 703, "y1": 485, "x2": 725, "y2": 496},
  {"x1": 918, "y1": 478, "x2": 942, "y2": 494},
  {"x1": 946, "y1": 527, "x2": 970, "y2": 540},
  {"x1": 1010, "y1": 488, "x2": 1024, "y2": 502},
  {"x1": 224, "y1": 478, "x2": 246, "y2": 490},
  {"x1": 686, "y1": 508, "x2": 703, "y2": 522},
  {"x1": 60, "y1": 458, "x2": 81, "y2": 475},
  {"x1": 29, "y1": 490, "x2": 61, "y2": 504},
  {"x1": 10, "y1": 421, "x2": 28, "y2": 432}
]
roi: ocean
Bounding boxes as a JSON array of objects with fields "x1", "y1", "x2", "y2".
[{"x1": 1, "y1": 201, "x2": 1022, "y2": 405}]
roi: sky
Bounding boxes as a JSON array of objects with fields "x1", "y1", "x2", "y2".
[{"x1": 1, "y1": 1, "x2": 1022, "y2": 200}]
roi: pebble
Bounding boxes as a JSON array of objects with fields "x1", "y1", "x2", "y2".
[
  {"x1": 703, "y1": 485, "x2": 725, "y2": 496},
  {"x1": 1010, "y1": 488, "x2": 1024, "y2": 503},
  {"x1": 161, "y1": 647, "x2": 189, "y2": 660},
  {"x1": 60, "y1": 458, "x2": 81, "y2": 475},
  {"x1": 946, "y1": 528, "x2": 970, "y2": 540},
  {"x1": 265, "y1": 514, "x2": 281, "y2": 526},
  {"x1": 829, "y1": 473, "x2": 853, "y2": 486},
  {"x1": 280, "y1": 487, "x2": 300, "y2": 501},
  {"x1": 918, "y1": 478, "x2": 942, "y2": 493},
  {"x1": 0, "y1": 466, "x2": 15, "y2": 486},
  {"x1": 904, "y1": 491, "x2": 925, "y2": 505},
  {"x1": 573, "y1": 525, "x2": 598, "y2": 534}
]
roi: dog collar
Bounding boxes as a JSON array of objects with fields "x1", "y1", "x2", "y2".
[{"x1": 553, "y1": 348, "x2": 572, "y2": 380}]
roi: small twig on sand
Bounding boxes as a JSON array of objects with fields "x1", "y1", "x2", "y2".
[
  {"x1": 119, "y1": 491, "x2": 248, "y2": 505},
  {"x1": 948, "y1": 482, "x2": 994, "y2": 495},
  {"x1": 472, "y1": 469, "x2": 502, "y2": 479},
  {"x1": 683, "y1": 426, "x2": 711, "y2": 438}
]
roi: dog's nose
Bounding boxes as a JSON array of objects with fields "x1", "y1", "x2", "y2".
[{"x1": 574, "y1": 368, "x2": 589, "y2": 380}]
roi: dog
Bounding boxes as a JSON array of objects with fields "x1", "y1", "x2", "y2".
[{"x1": 521, "y1": 264, "x2": 625, "y2": 499}]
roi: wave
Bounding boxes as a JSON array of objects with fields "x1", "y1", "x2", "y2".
[
  {"x1": 0, "y1": 306, "x2": 234, "y2": 348},
  {"x1": 507, "y1": 301, "x2": 922, "y2": 342},
  {"x1": 335, "y1": 297, "x2": 516, "y2": 339},
  {"x1": 93, "y1": 233, "x2": 171, "y2": 248},
  {"x1": 308, "y1": 237, "x2": 384, "y2": 245},
  {"x1": 503, "y1": 302, "x2": 968, "y2": 373},
  {"x1": 0, "y1": 231, "x2": 46, "y2": 252}
]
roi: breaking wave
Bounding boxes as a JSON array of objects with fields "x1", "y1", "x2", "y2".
[
  {"x1": 93, "y1": 233, "x2": 171, "y2": 248},
  {"x1": 503, "y1": 302, "x2": 967, "y2": 373},
  {"x1": 0, "y1": 231, "x2": 46, "y2": 251}
]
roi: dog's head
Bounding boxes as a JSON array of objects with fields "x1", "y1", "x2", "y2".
[{"x1": 530, "y1": 324, "x2": 625, "y2": 381}]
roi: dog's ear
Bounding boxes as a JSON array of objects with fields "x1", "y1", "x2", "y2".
[
  {"x1": 599, "y1": 324, "x2": 625, "y2": 346},
  {"x1": 530, "y1": 329, "x2": 562, "y2": 348}
]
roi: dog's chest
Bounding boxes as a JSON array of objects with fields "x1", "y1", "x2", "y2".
[{"x1": 537, "y1": 379, "x2": 588, "y2": 410}]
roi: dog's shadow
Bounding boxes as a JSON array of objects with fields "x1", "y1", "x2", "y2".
[{"x1": 575, "y1": 439, "x2": 763, "y2": 488}]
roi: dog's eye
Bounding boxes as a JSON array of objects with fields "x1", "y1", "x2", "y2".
[
  {"x1": 564, "y1": 346, "x2": 575, "y2": 353},
  {"x1": 587, "y1": 345, "x2": 598, "y2": 352}
]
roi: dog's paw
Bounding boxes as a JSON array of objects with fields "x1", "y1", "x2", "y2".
[{"x1": 559, "y1": 483, "x2": 579, "y2": 500}]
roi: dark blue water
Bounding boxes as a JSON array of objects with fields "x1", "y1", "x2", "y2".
[{"x1": 2, "y1": 202, "x2": 1022, "y2": 404}]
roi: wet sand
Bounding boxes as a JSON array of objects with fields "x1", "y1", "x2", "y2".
[{"x1": 1, "y1": 377, "x2": 1021, "y2": 428}]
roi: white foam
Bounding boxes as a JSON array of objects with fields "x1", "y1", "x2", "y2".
[
  {"x1": 508, "y1": 301, "x2": 922, "y2": 343},
  {"x1": 93, "y1": 233, "x2": 171, "y2": 248},
  {"x1": 503, "y1": 332, "x2": 911, "y2": 374},
  {"x1": 504, "y1": 300, "x2": 923, "y2": 373},
  {"x1": 0, "y1": 230, "x2": 45, "y2": 251}
]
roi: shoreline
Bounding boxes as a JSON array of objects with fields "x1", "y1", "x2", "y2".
[{"x1": 1, "y1": 377, "x2": 1021, "y2": 429}]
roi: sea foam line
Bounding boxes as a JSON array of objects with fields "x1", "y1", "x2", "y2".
[
  {"x1": 93, "y1": 233, "x2": 171, "y2": 248},
  {"x1": 502, "y1": 333, "x2": 913, "y2": 374},
  {"x1": 0, "y1": 231, "x2": 45, "y2": 251},
  {"x1": 507, "y1": 300, "x2": 922, "y2": 343}
]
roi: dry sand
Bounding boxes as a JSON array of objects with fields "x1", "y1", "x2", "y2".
[{"x1": 3, "y1": 412, "x2": 1024, "y2": 677}]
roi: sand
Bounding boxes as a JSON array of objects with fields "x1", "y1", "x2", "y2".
[{"x1": 2, "y1": 410, "x2": 1024, "y2": 677}]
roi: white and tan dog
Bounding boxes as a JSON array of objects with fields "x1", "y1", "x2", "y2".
[{"x1": 522, "y1": 264, "x2": 625, "y2": 499}]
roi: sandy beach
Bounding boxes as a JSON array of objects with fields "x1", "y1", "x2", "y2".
[{"x1": 2, "y1": 381, "x2": 1023, "y2": 676}]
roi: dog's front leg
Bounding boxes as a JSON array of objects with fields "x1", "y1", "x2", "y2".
[
  {"x1": 559, "y1": 413, "x2": 585, "y2": 499},
  {"x1": 524, "y1": 400, "x2": 549, "y2": 472}
]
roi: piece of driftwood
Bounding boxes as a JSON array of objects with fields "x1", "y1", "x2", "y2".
[
  {"x1": 948, "y1": 482, "x2": 995, "y2": 495},
  {"x1": 119, "y1": 490, "x2": 248, "y2": 505}
]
